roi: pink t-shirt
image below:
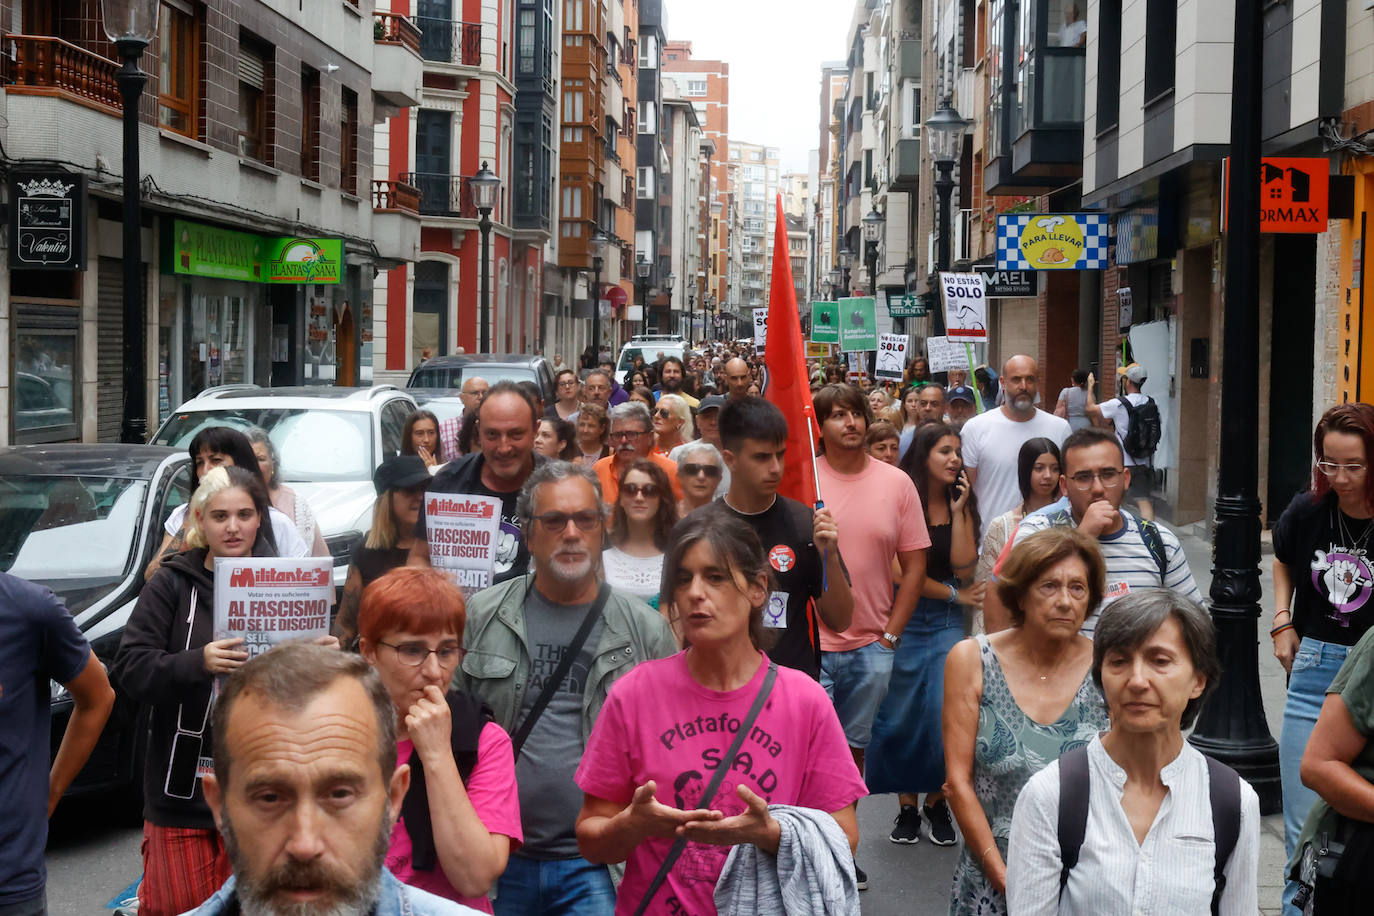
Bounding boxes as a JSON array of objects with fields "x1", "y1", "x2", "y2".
[
  {"x1": 816, "y1": 454, "x2": 931, "y2": 651},
  {"x1": 387, "y1": 722, "x2": 524, "y2": 913},
  {"x1": 574, "y1": 652, "x2": 867, "y2": 916}
]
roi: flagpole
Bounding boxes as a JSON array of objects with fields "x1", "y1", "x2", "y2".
[
  {"x1": 802, "y1": 403, "x2": 827, "y2": 592},
  {"x1": 965, "y1": 342, "x2": 984, "y2": 412}
]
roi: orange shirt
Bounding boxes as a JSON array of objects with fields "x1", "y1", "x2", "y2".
[{"x1": 594, "y1": 452, "x2": 685, "y2": 503}]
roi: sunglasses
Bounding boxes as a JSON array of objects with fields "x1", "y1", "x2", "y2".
[
  {"x1": 622, "y1": 483, "x2": 661, "y2": 499},
  {"x1": 654, "y1": 408, "x2": 674, "y2": 418},
  {"x1": 532, "y1": 510, "x2": 604, "y2": 533},
  {"x1": 680, "y1": 463, "x2": 722, "y2": 478}
]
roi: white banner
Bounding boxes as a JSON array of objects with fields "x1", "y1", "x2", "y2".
[
  {"x1": 213, "y1": 557, "x2": 333, "y2": 659},
  {"x1": 940, "y1": 272, "x2": 989, "y2": 342},
  {"x1": 876, "y1": 334, "x2": 907, "y2": 381},
  {"x1": 846, "y1": 350, "x2": 866, "y2": 384},
  {"x1": 425, "y1": 492, "x2": 503, "y2": 595},
  {"x1": 925, "y1": 335, "x2": 967, "y2": 373},
  {"x1": 753, "y1": 308, "x2": 768, "y2": 352}
]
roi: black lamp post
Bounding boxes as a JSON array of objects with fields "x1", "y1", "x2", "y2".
[
  {"x1": 837, "y1": 247, "x2": 851, "y2": 296},
  {"x1": 470, "y1": 161, "x2": 501, "y2": 352},
  {"x1": 926, "y1": 98, "x2": 970, "y2": 276},
  {"x1": 103, "y1": 0, "x2": 159, "y2": 443},
  {"x1": 862, "y1": 205, "x2": 884, "y2": 296},
  {"x1": 664, "y1": 271, "x2": 675, "y2": 337},
  {"x1": 590, "y1": 229, "x2": 608, "y2": 363},
  {"x1": 1186, "y1": 0, "x2": 1281, "y2": 813},
  {"x1": 635, "y1": 255, "x2": 651, "y2": 338}
]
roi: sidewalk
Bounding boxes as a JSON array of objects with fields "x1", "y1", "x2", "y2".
[{"x1": 1173, "y1": 522, "x2": 1288, "y2": 915}]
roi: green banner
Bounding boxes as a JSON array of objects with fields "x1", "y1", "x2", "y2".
[
  {"x1": 166, "y1": 221, "x2": 342, "y2": 284},
  {"x1": 837, "y1": 297, "x2": 878, "y2": 352},
  {"x1": 265, "y1": 237, "x2": 343, "y2": 284},
  {"x1": 810, "y1": 301, "x2": 839, "y2": 343},
  {"x1": 888, "y1": 293, "x2": 928, "y2": 318}
]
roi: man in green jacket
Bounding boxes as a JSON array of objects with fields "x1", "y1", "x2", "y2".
[{"x1": 455, "y1": 461, "x2": 676, "y2": 916}]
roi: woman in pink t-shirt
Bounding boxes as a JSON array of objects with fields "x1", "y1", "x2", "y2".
[
  {"x1": 357, "y1": 567, "x2": 523, "y2": 913},
  {"x1": 574, "y1": 508, "x2": 867, "y2": 915}
]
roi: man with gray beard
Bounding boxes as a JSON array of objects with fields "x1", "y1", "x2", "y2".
[
  {"x1": 455, "y1": 462, "x2": 676, "y2": 916},
  {"x1": 192, "y1": 644, "x2": 481, "y2": 915}
]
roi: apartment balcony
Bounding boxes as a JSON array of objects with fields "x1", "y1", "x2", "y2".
[
  {"x1": 403, "y1": 171, "x2": 478, "y2": 220},
  {"x1": 2, "y1": 34, "x2": 120, "y2": 115},
  {"x1": 897, "y1": 39, "x2": 921, "y2": 82},
  {"x1": 371, "y1": 179, "x2": 422, "y2": 262},
  {"x1": 373, "y1": 13, "x2": 424, "y2": 108},
  {"x1": 415, "y1": 17, "x2": 483, "y2": 69},
  {"x1": 603, "y1": 158, "x2": 624, "y2": 207},
  {"x1": 889, "y1": 137, "x2": 920, "y2": 191}
]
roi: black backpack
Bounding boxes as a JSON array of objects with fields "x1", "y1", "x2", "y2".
[{"x1": 1118, "y1": 395, "x2": 1162, "y2": 461}]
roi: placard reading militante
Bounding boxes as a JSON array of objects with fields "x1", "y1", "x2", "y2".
[
  {"x1": 212, "y1": 557, "x2": 333, "y2": 659},
  {"x1": 424, "y1": 492, "x2": 503, "y2": 595}
]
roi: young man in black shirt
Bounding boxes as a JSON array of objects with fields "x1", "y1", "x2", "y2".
[{"x1": 710, "y1": 397, "x2": 853, "y2": 678}]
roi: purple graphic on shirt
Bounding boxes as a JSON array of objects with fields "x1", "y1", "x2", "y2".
[{"x1": 1312, "y1": 548, "x2": 1374, "y2": 626}]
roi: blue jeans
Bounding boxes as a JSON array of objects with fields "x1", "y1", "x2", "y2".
[
  {"x1": 820, "y1": 640, "x2": 896, "y2": 749},
  {"x1": 1280, "y1": 636, "x2": 1351, "y2": 916},
  {"x1": 493, "y1": 854, "x2": 616, "y2": 916}
]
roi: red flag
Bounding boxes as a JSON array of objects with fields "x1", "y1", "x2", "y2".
[{"x1": 763, "y1": 195, "x2": 820, "y2": 506}]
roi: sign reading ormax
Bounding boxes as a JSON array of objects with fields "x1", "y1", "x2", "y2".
[{"x1": 9, "y1": 171, "x2": 87, "y2": 271}]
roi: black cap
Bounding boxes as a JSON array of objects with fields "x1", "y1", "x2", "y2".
[
  {"x1": 373, "y1": 454, "x2": 431, "y2": 494},
  {"x1": 697, "y1": 394, "x2": 726, "y2": 413}
]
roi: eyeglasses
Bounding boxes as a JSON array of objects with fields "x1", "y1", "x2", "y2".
[
  {"x1": 558, "y1": 379, "x2": 579, "y2": 388},
  {"x1": 680, "y1": 463, "x2": 722, "y2": 478},
  {"x1": 1317, "y1": 461, "x2": 1368, "y2": 477},
  {"x1": 622, "y1": 483, "x2": 661, "y2": 499},
  {"x1": 1033, "y1": 579, "x2": 1089, "y2": 600},
  {"x1": 1066, "y1": 468, "x2": 1125, "y2": 489},
  {"x1": 378, "y1": 641, "x2": 462, "y2": 668},
  {"x1": 610, "y1": 429, "x2": 650, "y2": 441},
  {"x1": 654, "y1": 408, "x2": 674, "y2": 418},
  {"x1": 532, "y1": 510, "x2": 604, "y2": 533}
]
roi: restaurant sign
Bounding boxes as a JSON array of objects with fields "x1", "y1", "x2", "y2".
[
  {"x1": 9, "y1": 171, "x2": 86, "y2": 270},
  {"x1": 166, "y1": 220, "x2": 342, "y2": 284}
]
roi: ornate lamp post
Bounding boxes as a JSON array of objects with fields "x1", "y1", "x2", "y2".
[
  {"x1": 663, "y1": 271, "x2": 675, "y2": 336},
  {"x1": 635, "y1": 255, "x2": 651, "y2": 337},
  {"x1": 925, "y1": 99, "x2": 970, "y2": 276},
  {"x1": 469, "y1": 161, "x2": 502, "y2": 352},
  {"x1": 589, "y1": 229, "x2": 608, "y2": 362},
  {"x1": 102, "y1": 0, "x2": 159, "y2": 443},
  {"x1": 837, "y1": 247, "x2": 851, "y2": 296},
  {"x1": 862, "y1": 205, "x2": 884, "y2": 296}
]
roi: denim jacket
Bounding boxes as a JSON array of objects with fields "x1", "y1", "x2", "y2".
[
  {"x1": 186, "y1": 868, "x2": 485, "y2": 915},
  {"x1": 454, "y1": 573, "x2": 677, "y2": 742}
]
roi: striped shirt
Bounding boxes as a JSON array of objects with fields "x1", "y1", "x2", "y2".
[{"x1": 1011, "y1": 509, "x2": 1201, "y2": 636}]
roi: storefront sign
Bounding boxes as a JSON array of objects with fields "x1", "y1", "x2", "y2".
[
  {"x1": 888, "y1": 294, "x2": 928, "y2": 318},
  {"x1": 837, "y1": 297, "x2": 878, "y2": 352},
  {"x1": 9, "y1": 171, "x2": 86, "y2": 270},
  {"x1": 977, "y1": 268, "x2": 1036, "y2": 297},
  {"x1": 996, "y1": 213, "x2": 1109, "y2": 270},
  {"x1": 940, "y1": 272, "x2": 988, "y2": 342},
  {"x1": 1222, "y1": 157, "x2": 1330, "y2": 234},
  {"x1": 166, "y1": 221, "x2": 342, "y2": 283},
  {"x1": 811, "y1": 301, "x2": 839, "y2": 343},
  {"x1": 265, "y1": 237, "x2": 343, "y2": 284},
  {"x1": 212, "y1": 557, "x2": 333, "y2": 659}
]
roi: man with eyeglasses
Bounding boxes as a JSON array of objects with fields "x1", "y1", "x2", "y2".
[
  {"x1": 995, "y1": 427, "x2": 1200, "y2": 636},
  {"x1": 455, "y1": 462, "x2": 676, "y2": 916},
  {"x1": 439, "y1": 375, "x2": 490, "y2": 458},
  {"x1": 547, "y1": 369, "x2": 582, "y2": 422},
  {"x1": 593, "y1": 402, "x2": 683, "y2": 503},
  {"x1": 711, "y1": 397, "x2": 853, "y2": 680}
]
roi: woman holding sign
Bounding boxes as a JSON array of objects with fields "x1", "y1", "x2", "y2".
[{"x1": 113, "y1": 466, "x2": 280, "y2": 916}]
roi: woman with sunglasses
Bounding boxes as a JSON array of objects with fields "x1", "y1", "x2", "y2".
[
  {"x1": 1271, "y1": 402, "x2": 1374, "y2": 911},
  {"x1": 604, "y1": 459, "x2": 679, "y2": 612},
  {"x1": 652, "y1": 394, "x2": 694, "y2": 455},
  {"x1": 358, "y1": 566, "x2": 521, "y2": 910},
  {"x1": 675, "y1": 441, "x2": 725, "y2": 516}
]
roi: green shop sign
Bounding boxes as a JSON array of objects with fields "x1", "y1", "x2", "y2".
[
  {"x1": 888, "y1": 293, "x2": 928, "y2": 318},
  {"x1": 165, "y1": 220, "x2": 342, "y2": 284}
]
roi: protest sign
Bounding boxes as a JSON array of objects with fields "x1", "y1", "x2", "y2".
[
  {"x1": 940, "y1": 272, "x2": 988, "y2": 342},
  {"x1": 925, "y1": 335, "x2": 967, "y2": 373},
  {"x1": 811, "y1": 301, "x2": 839, "y2": 343},
  {"x1": 425, "y1": 492, "x2": 503, "y2": 595},
  {"x1": 876, "y1": 334, "x2": 907, "y2": 381},
  {"x1": 805, "y1": 340, "x2": 833, "y2": 359},
  {"x1": 753, "y1": 308, "x2": 768, "y2": 352},
  {"x1": 837, "y1": 297, "x2": 878, "y2": 351},
  {"x1": 213, "y1": 557, "x2": 332, "y2": 658},
  {"x1": 846, "y1": 350, "x2": 866, "y2": 384}
]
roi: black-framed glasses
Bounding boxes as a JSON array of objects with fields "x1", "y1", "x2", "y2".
[
  {"x1": 378, "y1": 641, "x2": 462, "y2": 668},
  {"x1": 533, "y1": 509, "x2": 604, "y2": 533},
  {"x1": 680, "y1": 463, "x2": 722, "y2": 478},
  {"x1": 610, "y1": 429, "x2": 650, "y2": 441},
  {"x1": 1066, "y1": 468, "x2": 1125, "y2": 489}
]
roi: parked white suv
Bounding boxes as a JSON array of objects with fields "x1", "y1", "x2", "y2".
[
  {"x1": 150, "y1": 385, "x2": 417, "y2": 588},
  {"x1": 614, "y1": 335, "x2": 693, "y2": 385}
]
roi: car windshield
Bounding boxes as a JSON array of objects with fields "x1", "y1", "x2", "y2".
[
  {"x1": 0, "y1": 475, "x2": 148, "y2": 613},
  {"x1": 154, "y1": 408, "x2": 373, "y2": 482},
  {"x1": 410, "y1": 365, "x2": 536, "y2": 389},
  {"x1": 618, "y1": 346, "x2": 684, "y2": 372},
  {"x1": 410, "y1": 396, "x2": 465, "y2": 424}
]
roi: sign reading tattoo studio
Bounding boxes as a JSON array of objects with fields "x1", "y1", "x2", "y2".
[{"x1": 9, "y1": 171, "x2": 86, "y2": 270}]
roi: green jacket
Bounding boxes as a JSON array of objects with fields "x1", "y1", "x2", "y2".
[{"x1": 454, "y1": 573, "x2": 677, "y2": 743}]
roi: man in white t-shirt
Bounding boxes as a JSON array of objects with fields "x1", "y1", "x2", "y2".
[
  {"x1": 1089, "y1": 362, "x2": 1155, "y2": 520},
  {"x1": 959, "y1": 354, "x2": 1071, "y2": 538}
]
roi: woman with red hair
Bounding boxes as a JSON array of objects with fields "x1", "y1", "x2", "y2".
[
  {"x1": 358, "y1": 566, "x2": 522, "y2": 911},
  {"x1": 1272, "y1": 401, "x2": 1374, "y2": 911}
]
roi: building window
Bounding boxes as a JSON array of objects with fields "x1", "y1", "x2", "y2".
[
  {"x1": 340, "y1": 87, "x2": 358, "y2": 194},
  {"x1": 637, "y1": 166, "x2": 654, "y2": 198},
  {"x1": 564, "y1": 0, "x2": 584, "y2": 29},
  {"x1": 237, "y1": 32, "x2": 274, "y2": 163},
  {"x1": 13, "y1": 303, "x2": 80, "y2": 443},
  {"x1": 685, "y1": 78, "x2": 707, "y2": 97},
  {"x1": 638, "y1": 101, "x2": 656, "y2": 134},
  {"x1": 158, "y1": 0, "x2": 199, "y2": 137},
  {"x1": 1143, "y1": 0, "x2": 1176, "y2": 101},
  {"x1": 300, "y1": 65, "x2": 320, "y2": 181},
  {"x1": 1096, "y1": 0, "x2": 1122, "y2": 130},
  {"x1": 563, "y1": 89, "x2": 584, "y2": 121},
  {"x1": 638, "y1": 32, "x2": 658, "y2": 70},
  {"x1": 518, "y1": 9, "x2": 536, "y2": 74}
]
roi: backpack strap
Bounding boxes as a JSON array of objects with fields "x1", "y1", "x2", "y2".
[
  {"x1": 1057, "y1": 745, "x2": 1091, "y2": 900},
  {"x1": 1133, "y1": 515, "x2": 1169, "y2": 582},
  {"x1": 1206, "y1": 756, "x2": 1242, "y2": 916}
]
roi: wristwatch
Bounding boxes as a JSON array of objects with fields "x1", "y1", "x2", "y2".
[
  {"x1": 948, "y1": 583, "x2": 960, "y2": 604},
  {"x1": 881, "y1": 631, "x2": 902, "y2": 649}
]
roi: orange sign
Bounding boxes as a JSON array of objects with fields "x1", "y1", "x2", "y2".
[{"x1": 1223, "y1": 157, "x2": 1329, "y2": 233}]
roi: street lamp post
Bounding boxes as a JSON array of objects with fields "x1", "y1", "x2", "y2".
[
  {"x1": 663, "y1": 272, "x2": 675, "y2": 337},
  {"x1": 589, "y1": 230, "x2": 608, "y2": 363},
  {"x1": 470, "y1": 161, "x2": 501, "y2": 352},
  {"x1": 926, "y1": 99, "x2": 970, "y2": 339},
  {"x1": 837, "y1": 247, "x2": 851, "y2": 296},
  {"x1": 1186, "y1": 0, "x2": 1281, "y2": 813},
  {"x1": 102, "y1": 0, "x2": 159, "y2": 443},
  {"x1": 862, "y1": 206, "x2": 884, "y2": 297},
  {"x1": 635, "y1": 255, "x2": 651, "y2": 338}
]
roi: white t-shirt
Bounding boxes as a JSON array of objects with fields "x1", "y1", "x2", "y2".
[
  {"x1": 165, "y1": 502, "x2": 310, "y2": 557},
  {"x1": 1098, "y1": 392, "x2": 1150, "y2": 466},
  {"x1": 960, "y1": 407, "x2": 1071, "y2": 538},
  {"x1": 601, "y1": 547, "x2": 664, "y2": 603}
]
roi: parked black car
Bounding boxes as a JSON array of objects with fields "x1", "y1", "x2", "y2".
[
  {"x1": 0, "y1": 445, "x2": 192, "y2": 799},
  {"x1": 407, "y1": 353, "x2": 557, "y2": 406}
]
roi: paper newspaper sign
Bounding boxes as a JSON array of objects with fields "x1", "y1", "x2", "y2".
[
  {"x1": 925, "y1": 335, "x2": 967, "y2": 373},
  {"x1": 876, "y1": 334, "x2": 907, "y2": 381},
  {"x1": 212, "y1": 557, "x2": 332, "y2": 658},
  {"x1": 425, "y1": 492, "x2": 503, "y2": 595}
]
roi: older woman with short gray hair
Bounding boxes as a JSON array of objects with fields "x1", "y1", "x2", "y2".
[
  {"x1": 674, "y1": 441, "x2": 725, "y2": 515},
  {"x1": 1006, "y1": 589, "x2": 1259, "y2": 915}
]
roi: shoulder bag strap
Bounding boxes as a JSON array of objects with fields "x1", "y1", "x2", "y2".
[
  {"x1": 1206, "y1": 756, "x2": 1242, "y2": 916},
  {"x1": 1057, "y1": 745, "x2": 1091, "y2": 900},
  {"x1": 510, "y1": 583, "x2": 611, "y2": 758},
  {"x1": 631, "y1": 662, "x2": 779, "y2": 916}
]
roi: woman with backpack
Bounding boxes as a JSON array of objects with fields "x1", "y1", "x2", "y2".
[{"x1": 1005, "y1": 589, "x2": 1259, "y2": 914}]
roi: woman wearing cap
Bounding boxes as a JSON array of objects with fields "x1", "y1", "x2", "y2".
[{"x1": 335, "y1": 454, "x2": 432, "y2": 649}]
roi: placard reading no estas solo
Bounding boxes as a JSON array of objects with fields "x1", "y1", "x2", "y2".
[
  {"x1": 753, "y1": 308, "x2": 769, "y2": 352},
  {"x1": 876, "y1": 334, "x2": 907, "y2": 380},
  {"x1": 940, "y1": 272, "x2": 988, "y2": 342}
]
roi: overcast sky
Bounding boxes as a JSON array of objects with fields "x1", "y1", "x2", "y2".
[{"x1": 662, "y1": 0, "x2": 855, "y2": 174}]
